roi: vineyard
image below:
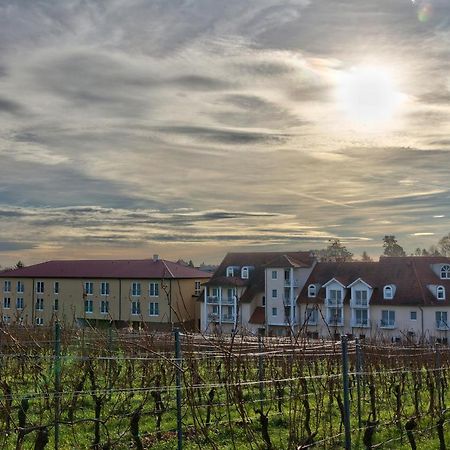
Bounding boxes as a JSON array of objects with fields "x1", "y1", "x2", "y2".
[{"x1": 1, "y1": 325, "x2": 450, "y2": 449}]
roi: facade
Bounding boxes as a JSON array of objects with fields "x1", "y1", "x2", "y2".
[
  {"x1": 200, "y1": 251, "x2": 316, "y2": 335},
  {"x1": 0, "y1": 256, "x2": 210, "y2": 330},
  {"x1": 297, "y1": 256, "x2": 450, "y2": 342}
]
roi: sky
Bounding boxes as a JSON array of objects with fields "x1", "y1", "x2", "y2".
[{"x1": 0, "y1": 0, "x2": 449, "y2": 266}]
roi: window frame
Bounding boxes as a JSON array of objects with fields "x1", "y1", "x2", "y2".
[
  {"x1": 149, "y1": 282, "x2": 159, "y2": 297},
  {"x1": 308, "y1": 284, "x2": 316, "y2": 298},
  {"x1": 437, "y1": 286, "x2": 446, "y2": 301},
  {"x1": 149, "y1": 302, "x2": 159, "y2": 316},
  {"x1": 441, "y1": 265, "x2": 450, "y2": 280}
]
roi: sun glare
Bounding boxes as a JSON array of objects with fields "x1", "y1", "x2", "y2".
[{"x1": 336, "y1": 66, "x2": 405, "y2": 128}]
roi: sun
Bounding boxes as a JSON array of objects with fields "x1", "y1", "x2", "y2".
[{"x1": 336, "y1": 66, "x2": 405, "y2": 127}]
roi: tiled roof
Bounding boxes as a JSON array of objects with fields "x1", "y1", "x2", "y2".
[
  {"x1": 249, "y1": 306, "x2": 265, "y2": 325},
  {"x1": 0, "y1": 259, "x2": 211, "y2": 280},
  {"x1": 206, "y1": 251, "x2": 314, "y2": 303},
  {"x1": 298, "y1": 256, "x2": 450, "y2": 306}
]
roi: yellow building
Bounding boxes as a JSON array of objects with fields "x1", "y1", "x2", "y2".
[{"x1": 0, "y1": 256, "x2": 210, "y2": 330}]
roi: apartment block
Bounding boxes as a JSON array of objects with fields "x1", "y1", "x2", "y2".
[
  {"x1": 298, "y1": 256, "x2": 450, "y2": 342},
  {"x1": 0, "y1": 256, "x2": 210, "y2": 330}
]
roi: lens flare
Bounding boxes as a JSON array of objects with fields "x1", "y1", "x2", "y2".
[{"x1": 418, "y1": 2, "x2": 433, "y2": 22}]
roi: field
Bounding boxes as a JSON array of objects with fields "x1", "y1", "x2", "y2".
[{"x1": 1, "y1": 325, "x2": 450, "y2": 449}]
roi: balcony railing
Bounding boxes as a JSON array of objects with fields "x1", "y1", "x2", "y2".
[
  {"x1": 221, "y1": 314, "x2": 236, "y2": 323},
  {"x1": 284, "y1": 279, "x2": 300, "y2": 288},
  {"x1": 325, "y1": 298, "x2": 343, "y2": 307},
  {"x1": 436, "y1": 320, "x2": 449, "y2": 330},
  {"x1": 327, "y1": 317, "x2": 343, "y2": 326},
  {"x1": 380, "y1": 320, "x2": 396, "y2": 329},
  {"x1": 222, "y1": 297, "x2": 236, "y2": 305},
  {"x1": 207, "y1": 296, "x2": 219, "y2": 304},
  {"x1": 350, "y1": 299, "x2": 369, "y2": 308},
  {"x1": 352, "y1": 320, "x2": 369, "y2": 328}
]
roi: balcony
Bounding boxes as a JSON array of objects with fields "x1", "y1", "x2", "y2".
[
  {"x1": 352, "y1": 320, "x2": 369, "y2": 328},
  {"x1": 327, "y1": 317, "x2": 343, "y2": 326},
  {"x1": 208, "y1": 313, "x2": 219, "y2": 322},
  {"x1": 221, "y1": 314, "x2": 236, "y2": 323},
  {"x1": 350, "y1": 299, "x2": 369, "y2": 308},
  {"x1": 380, "y1": 320, "x2": 396, "y2": 329},
  {"x1": 325, "y1": 298, "x2": 343, "y2": 307},
  {"x1": 284, "y1": 279, "x2": 300, "y2": 288},
  {"x1": 207, "y1": 296, "x2": 219, "y2": 304},
  {"x1": 222, "y1": 297, "x2": 236, "y2": 305},
  {"x1": 436, "y1": 321, "x2": 449, "y2": 331}
]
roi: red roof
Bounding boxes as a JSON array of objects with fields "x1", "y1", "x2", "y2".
[
  {"x1": 0, "y1": 259, "x2": 211, "y2": 280},
  {"x1": 249, "y1": 306, "x2": 265, "y2": 325}
]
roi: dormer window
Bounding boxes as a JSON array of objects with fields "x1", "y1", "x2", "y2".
[
  {"x1": 241, "y1": 266, "x2": 249, "y2": 279},
  {"x1": 226, "y1": 266, "x2": 236, "y2": 277},
  {"x1": 308, "y1": 284, "x2": 316, "y2": 298},
  {"x1": 437, "y1": 286, "x2": 446, "y2": 301},
  {"x1": 441, "y1": 265, "x2": 450, "y2": 280},
  {"x1": 383, "y1": 285, "x2": 393, "y2": 300}
]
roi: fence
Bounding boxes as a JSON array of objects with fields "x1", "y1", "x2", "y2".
[{"x1": 0, "y1": 323, "x2": 450, "y2": 449}]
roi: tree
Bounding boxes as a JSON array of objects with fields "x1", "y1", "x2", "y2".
[
  {"x1": 361, "y1": 251, "x2": 373, "y2": 262},
  {"x1": 15, "y1": 261, "x2": 25, "y2": 269},
  {"x1": 319, "y1": 239, "x2": 353, "y2": 262},
  {"x1": 382, "y1": 235, "x2": 406, "y2": 257},
  {"x1": 439, "y1": 233, "x2": 450, "y2": 256}
]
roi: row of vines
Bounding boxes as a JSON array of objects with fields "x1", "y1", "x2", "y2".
[{"x1": 0, "y1": 325, "x2": 450, "y2": 449}]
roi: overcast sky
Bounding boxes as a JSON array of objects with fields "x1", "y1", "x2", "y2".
[{"x1": 0, "y1": 0, "x2": 449, "y2": 265}]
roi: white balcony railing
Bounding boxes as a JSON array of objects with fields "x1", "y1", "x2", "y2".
[
  {"x1": 350, "y1": 299, "x2": 369, "y2": 308},
  {"x1": 352, "y1": 320, "x2": 369, "y2": 328},
  {"x1": 221, "y1": 314, "x2": 236, "y2": 323},
  {"x1": 380, "y1": 320, "x2": 396, "y2": 329},
  {"x1": 325, "y1": 298, "x2": 343, "y2": 307},
  {"x1": 284, "y1": 279, "x2": 300, "y2": 288},
  {"x1": 207, "y1": 296, "x2": 219, "y2": 304},
  {"x1": 222, "y1": 297, "x2": 236, "y2": 305},
  {"x1": 327, "y1": 317, "x2": 343, "y2": 326},
  {"x1": 208, "y1": 313, "x2": 219, "y2": 321}
]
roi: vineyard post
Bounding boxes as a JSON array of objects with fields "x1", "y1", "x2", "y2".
[
  {"x1": 435, "y1": 343, "x2": 442, "y2": 412},
  {"x1": 356, "y1": 338, "x2": 362, "y2": 429},
  {"x1": 341, "y1": 335, "x2": 351, "y2": 450},
  {"x1": 258, "y1": 335, "x2": 265, "y2": 410},
  {"x1": 107, "y1": 322, "x2": 113, "y2": 392},
  {"x1": 54, "y1": 321, "x2": 62, "y2": 450},
  {"x1": 174, "y1": 328, "x2": 183, "y2": 450}
]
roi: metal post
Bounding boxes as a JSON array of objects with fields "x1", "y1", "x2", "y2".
[
  {"x1": 174, "y1": 329, "x2": 183, "y2": 450},
  {"x1": 341, "y1": 335, "x2": 352, "y2": 449},
  {"x1": 435, "y1": 344, "x2": 442, "y2": 412},
  {"x1": 356, "y1": 338, "x2": 362, "y2": 429},
  {"x1": 54, "y1": 321, "x2": 61, "y2": 450},
  {"x1": 258, "y1": 335, "x2": 265, "y2": 410}
]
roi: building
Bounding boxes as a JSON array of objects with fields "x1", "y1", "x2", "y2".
[
  {"x1": 298, "y1": 256, "x2": 450, "y2": 342},
  {"x1": 200, "y1": 251, "x2": 316, "y2": 335},
  {"x1": 0, "y1": 256, "x2": 210, "y2": 330}
]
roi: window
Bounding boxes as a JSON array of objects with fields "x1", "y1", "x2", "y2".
[
  {"x1": 436, "y1": 311, "x2": 448, "y2": 329},
  {"x1": 355, "y1": 290, "x2": 368, "y2": 306},
  {"x1": 241, "y1": 267, "x2": 249, "y2": 279},
  {"x1": 17, "y1": 281, "x2": 24, "y2": 293},
  {"x1": 3, "y1": 281, "x2": 11, "y2": 292},
  {"x1": 54, "y1": 282, "x2": 59, "y2": 294},
  {"x1": 100, "y1": 282, "x2": 109, "y2": 296},
  {"x1": 441, "y1": 265, "x2": 450, "y2": 279},
  {"x1": 329, "y1": 289, "x2": 342, "y2": 304},
  {"x1": 100, "y1": 300, "x2": 109, "y2": 314},
  {"x1": 327, "y1": 307, "x2": 343, "y2": 325},
  {"x1": 226, "y1": 267, "x2": 236, "y2": 277},
  {"x1": 194, "y1": 281, "x2": 201, "y2": 295},
  {"x1": 2, "y1": 315, "x2": 11, "y2": 324},
  {"x1": 149, "y1": 302, "x2": 159, "y2": 316},
  {"x1": 3, "y1": 297, "x2": 11, "y2": 309},
  {"x1": 35, "y1": 317, "x2": 44, "y2": 326},
  {"x1": 149, "y1": 282, "x2": 159, "y2": 297},
  {"x1": 308, "y1": 285, "x2": 316, "y2": 298},
  {"x1": 16, "y1": 298, "x2": 24, "y2": 310},
  {"x1": 262, "y1": 296, "x2": 266, "y2": 307},
  {"x1": 35, "y1": 298, "x2": 44, "y2": 311},
  {"x1": 271, "y1": 270, "x2": 277, "y2": 280},
  {"x1": 272, "y1": 307, "x2": 278, "y2": 316},
  {"x1": 410, "y1": 311, "x2": 417, "y2": 321},
  {"x1": 132, "y1": 282, "x2": 141, "y2": 296},
  {"x1": 305, "y1": 307, "x2": 318, "y2": 325},
  {"x1": 272, "y1": 289, "x2": 278, "y2": 299},
  {"x1": 437, "y1": 286, "x2": 446, "y2": 300},
  {"x1": 84, "y1": 282, "x2": 94, "y2": 295},
  {"x1": 383, "y1": 285, "x2": 393, "y2": 300},
  {"x1": 36, "y1": 281, "x2": 44, "y2": 294},
  {"x1": 381, "y1": 310, "x2": 395, "y2": 327},
  {"x1": 85, "y1": 299, "x2": 93, "y2": 313},
  {"x1": 354, "y1": 309, "x2": 368, "y2": 326},
  {"x1": 53, "y1": 299, "x2": 59, "y2": 311},
  {"x1": 227, "y1": 288, "x2": 236, "y2": 301},
  {"x1": 131, "y1": 301, "x2": 141, "y2": 315}
]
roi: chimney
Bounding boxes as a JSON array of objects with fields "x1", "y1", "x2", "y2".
[{"x1": 153, "y1": 254, "x2": 159, "y2": 261}]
